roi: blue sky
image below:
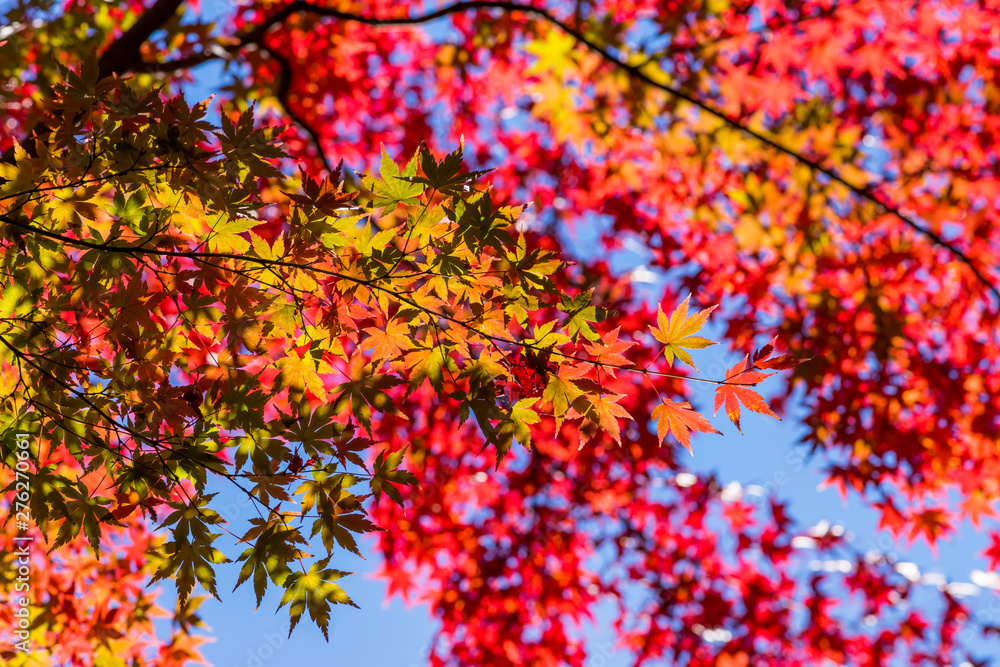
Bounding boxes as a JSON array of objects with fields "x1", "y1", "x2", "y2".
[{"x1": 156, "y1": 2, "x2": 1000, "y2": 665}]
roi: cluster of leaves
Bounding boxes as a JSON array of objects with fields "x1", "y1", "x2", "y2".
[
  {"x1": 0, "y1": 444, "x2": 208, "y2": 665},
  {"x1": 217, "y1": 0, "x2": 1000, "y2": 663},
  {"x1": 3, "y1": 0, "x2": 1000, "y2": 665},
  {"x1": 0, "y1": 42, "x2": 800, "y2": 656}
]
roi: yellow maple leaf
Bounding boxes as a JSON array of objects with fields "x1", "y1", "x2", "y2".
[
  {"x1": 526, "y1": 30, "x2": 579, "y2": 78},
  {"x1": 650, "y1": 295, "x2": 718, "y2": 369},
  {"x1": 361, "y1": 319, "x2": 413, "y2": 365},
  {"x1": 276, "y1": 348, "x2": 329, "y2": 402}
]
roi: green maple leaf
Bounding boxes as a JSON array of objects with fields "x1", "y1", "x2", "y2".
[
  {"x1": 361, "y1": 145, "x2": 424, "y2": 213},
  {"x1": 282, "y1": 402, "x2": 341, "y2": 451},
  {"x1": 311, "y1": 511, "x2": 379, "y2": 557},
  {"x1": 110, "y1": 188, "x2": 148, "y2": 229},
  {"x1": 154, "y1": 537, "x2": 229, "y2": 603},
  {"x1": 542, "y1": 366, "x2": 587, "y2": 427},
  {"x1": 491, "y1": 398, "x2": 540, "y2": 465},
  {"x1": 405, "y1": 343, "x2": 458, "y2": 393},
  {"x1": 295, "y1": 471, "x2": 349, "y2": 515},
  {"x1": 349, "y1": 219, "x2": 398, "y2": 257},
  {"x1": 370, "y1": 447, "x2": 418, "y2": 506},
  {"x1": 558, "y1": 291, "x2": 605, "y2": 343},
  {"x1": 48, "y1": 480, "x2": 118, "y2": 556},
  {"x1": 232, "y1": 434, "x2": 278, "y2": 473},
  {"x1": 0, "y1": 282, "x2": 29, "y2": 319},
  {"x1": 206, "y1": 214, "x2": 258, "y2": 254},
  {"x1": 447, "y1": 191, "x2": 513, "y2": 255},
  {"x1": 279, "y1": 559, "x2": 358, "y2": 640},
  {"x1": 218, "y1": 107, "x2": 287, "y2": 179},
  {"x1": 0, "y1": 464, "x2": 70, "y2": 529},
  {"x1": 150, "y1": 496, "x2": 230, "y2": 602},
  {"x1": 234, "y1": 519, "x2": 305, "y2": 608},
  {"x1": 331, "y1": 356, "x2": 405, "y2": 435}
]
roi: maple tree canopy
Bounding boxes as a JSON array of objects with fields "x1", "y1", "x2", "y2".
[{"x1": 0, "y1": 0, "x2": 999, "y2": 665}]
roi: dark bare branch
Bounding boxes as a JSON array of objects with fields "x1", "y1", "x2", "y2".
[
  {"x1": 260, "y1": 44, "x2": 335, "y2": 176},
  {"x1": 98, "y1": 0, "x2": 187, "y2": 79}
]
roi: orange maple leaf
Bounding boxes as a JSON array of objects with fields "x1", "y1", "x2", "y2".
[
  {"x1": 587, "y1": 393, "x2": 633, "y2": 445},
  {"x1": 582, "y1": 326, "x2": 635, "y2": 376},
  {"x1": 361, "y1": 318, "x2": 412, "y2": 364},
  {"x1": 714, "y1": 356, "x2": 778, "y2": 432},
  {"x1": 651, "y1": 400, "x2": 721, "y2": 454},
  {"x1": 961, "y1": 489, "x2": 997, "y2": 529}
]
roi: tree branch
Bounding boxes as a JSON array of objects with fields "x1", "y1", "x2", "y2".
[
  {"x1": 137, "y1": 0, "x2": 998, "y2": 302},
  {"x1": 98, "y1": 0, "x2": 187, "y2": 79},
  {"x1": 1, "y1": 0, "x2": 187, "y2": 166},
  {"x1": 260, "y1": 44, "x2": 335, "y2": 175},
  {"x1": 3, "y1": 213, "x2": 739, "y2": 386}
]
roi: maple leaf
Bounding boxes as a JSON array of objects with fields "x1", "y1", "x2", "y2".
[
  {"x1": 651, "y1": 400, "x2": 721, "y2": 454},
  {"x1": 234, "y1": 520, "x2": 304, "y2": 608},
  {"x1": 276, "y1": 347, "x2": 330, "y2": 402},
  {"x1": 502, "y1": 348, "x2": 556, "y2": 399},
  {"x1": 155, "y1": 539, "x2": 229, "y2": 604},
  {"x1": 448, "y1": 197, "x2": 514, "y2": 256},
  {"x1": 249, "y1": 230, "x2": 285, "y2": 261},
  {"x1": 361, "y1": 318, "x2": 412, "y2": 365},
  {"x1": 982, "y1": 533, "x2": 1000, "y2": 571},
  {"x1": 361, "y1": 144, "x2": 424, "y2": 213},
  {"x1": 110, "y1": 188, "x2": 148, "y2": 228},
  {"x1": 542, "y1": 363, "x2": 588, "y2": 426},
  {"x1": 49, "y1": 480, "x2": 119, "y2": 556},
  {"x1": 751, "y1": 336, "x2": 810, "y2": 370},
  {"x1": 714, "y1": 356, "x2": 778, "y2": 433},
  {"x1": 296, "y1": 471, "x2": 345, "y2": 515},
  {"x1": 526, "y1": 29, "x2": 579, "y2": 78},
  {"x1": 557, "y1": 291, "x2": 605, "y2": 343},
  {"x1": 282, "y1": 403, "x2": 344, "y2": 452},
  {"x1": 405, "y1": 343, "x2": 459, "y2": 393},
  {"x1": 399, "y1": 141, "x2": 493, "y2": 196},
  {"x1": 278, "y1": 560, "x2": 357, "y2": 641},
  {"x1": 585, "y1": 394, "x2": 633, "y2": 445},
  {"x1": 150, "y1": 498, "x2": 230, "y2": 603},
  {"x1": 582, "y1": 326, "x2": 636, "y2": 376},
  {"x1": 284, "y1": 164, "x2": 357, "y2": 213},
  {"x1": 370, "y1": 447, "x2": 418, "y2": 506},
  {"x1": 0, "y1": 282, "x2": 30, "y2": 319},
  {"x1": 961, "y1": 490, "x2": 997, "y2": 529},
  {"x1": 205, "y1": 214, "x2": 258, "y2": 254},
  {"x1": 331, "y1": 355, "x2": 405, "y2": 435},
  {"x1": 907, "y1": 506, "x2": 953, "y2": 553},
  {"x1": 485, "y1": 398, "x2": 542, "y2": 465},
  {"x1": 650, "y1": 295, "x2": 718, "y2": 369},
  {"x1": 218, "y1": 107, "x2": 286, "y2": 179},
  {"x1": 312, "y1": 511, "x2": 380, "y2": 557},
  {"x1": 875, "y1": 499, "x2": 907, "y2": 538}
]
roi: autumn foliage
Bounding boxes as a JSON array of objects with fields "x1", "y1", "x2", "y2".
[{"x1": 1, "y1": 0, "x2": 1000, "y2": 665}]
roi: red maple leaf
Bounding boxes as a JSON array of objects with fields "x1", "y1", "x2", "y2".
[
  {"x1": 714, "y1": 356, "x2": 778, "y2": 432},
  {"x1": 651, "y1": 400, "x2": 720, "y2": 454},
  {"x1": 499, "y1": 348, "x2": 556, "y2": 399}
]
